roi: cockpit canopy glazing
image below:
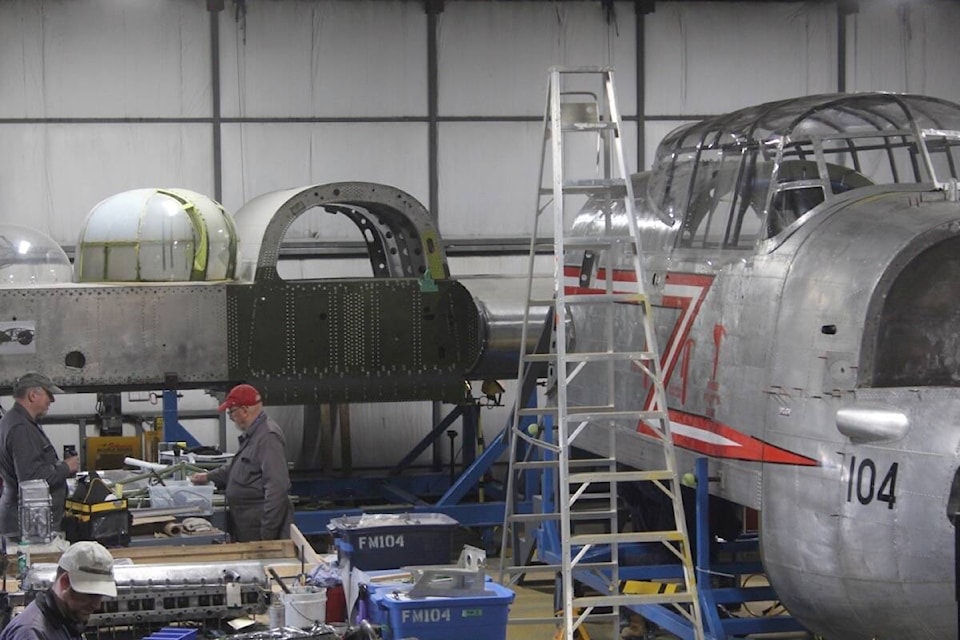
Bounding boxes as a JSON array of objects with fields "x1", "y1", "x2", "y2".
[{"x1": 648, "y1": 93, "x2": 960, "y2": 250}]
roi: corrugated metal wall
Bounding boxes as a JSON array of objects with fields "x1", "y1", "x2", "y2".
[{"x1": 1, "y1": 0, "x2": 958, "y2": 467}]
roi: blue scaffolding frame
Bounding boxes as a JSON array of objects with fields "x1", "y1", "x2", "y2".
[{"x1": 532, "y1": 455, "x2": 807, "y2": 639}]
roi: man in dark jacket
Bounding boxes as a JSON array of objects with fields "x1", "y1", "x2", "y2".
[
  {"x1": 0, "y1": 373, "x2": 79, "y2": 540},
  {"x1": 189, "y1": 383, "x2": 292, "y2": 542},
  {"x1": 0, "y1": 540, "x2": 116, "y2": 640}
]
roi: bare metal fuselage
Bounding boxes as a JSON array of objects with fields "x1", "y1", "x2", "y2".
[
  {"x1": 568, "y1": 185, "x2": 960, "y2": 639},
  {"x1": 565, "y1": 92, "x2": 960, "y2": 639}
]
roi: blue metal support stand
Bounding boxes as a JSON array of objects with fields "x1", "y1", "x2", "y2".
[
  {"x1": 694, "y1": 457, "x2": 807, "y2": 639},
  {"x1": 532, "y1": 456, "x2": 809, "y2": 639},
  {"x1": 161, "y1": 390, "x2": 202, "y2": 449},
  {"x1": 293, "y1": 400, "x2": 507, "y2": 535}
]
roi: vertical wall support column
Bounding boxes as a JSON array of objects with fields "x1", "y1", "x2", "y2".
[
  {"x1": 635, "y1": 0, "x2": 654, "y2": 170},
  {"x1": 838, "y1": 0, "x2": 859, "y2": 92},
  {"x1": 208, "y1": 0, "x2": 224, "y2": 203},
  {"x1": 425, "y1": 0, "x2": 445, "y2": 470},
  {"x1": 425, "y1": 0, "x2": 444, "y2": 223}
]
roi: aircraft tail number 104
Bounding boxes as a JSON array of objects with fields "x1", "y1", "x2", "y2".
[{"x1": 846, "y1": 456, "x2": 898, "y2": 509}]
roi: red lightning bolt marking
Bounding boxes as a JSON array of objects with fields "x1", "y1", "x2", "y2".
[{"x1": 563, "y1": 266, "x2": 818, "y2": 466}]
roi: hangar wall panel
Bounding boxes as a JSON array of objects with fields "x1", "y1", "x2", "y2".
[
  {"x1": 0, "y1": 0, "x2": 210, "y2": 119},
  {"x1": 644, "y1": 121, "x2": 693, "y2": 172},
  {"x1": 218, "y1": 0, "x2": 427, "y2": 118},
  {"x1": 220, "y1": 122, "x2": 429, "y2": 229},
  {"x1": 0, "y1": 123, "x2": 213, "y2": 245},
  {"x1": 438, "y1": 120, "x2": 638, "y2": 236},
  {"x1": 438, "y1": 122, "x2": 541, "y2": 238},
  {"x1": 438, "y1": 1, "x2": 637, "y2": 116},
  {"x1": 848, "y1": 3, "x2": 960, "y2": 100},
  {"x1": 2, "y1": 0, "x2": 960, "y2": 471},
  {"x1": 645, "y1": 2, "x2": 836, "y2": 116},
  {"x1": 449, "y1": 257, "x2": 541, "y2": 278}
]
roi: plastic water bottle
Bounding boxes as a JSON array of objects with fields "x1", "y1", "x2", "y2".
[{"x1": 16, "y1": 540, "x2": 30, "y2": 575}]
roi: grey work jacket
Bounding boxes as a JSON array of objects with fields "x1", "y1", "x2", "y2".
[
  {"x1": 208, "y1": 411, "x2": 292, "y2": 542},
  {"x1": 0, "y1": 589, "x2": 85, "y2": 640},
  {"x1": 0, "y1": 404, "x2": 71, "y2": 538}
]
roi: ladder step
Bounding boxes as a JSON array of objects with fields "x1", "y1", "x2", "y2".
[
  {"x1": 574, "y1": 592, "x2": 696, "y2": 608},
  {"x1": 568, "y1": 509, "x2": 618, "y2": 520},
  {"x1": 500, "y1": 615, "x2": 578, "y2": 626},
  {"x1": 570, "y1": 530, "x2": 688, "y2": 545},
  {"x1": 527, "y1": 297, "x2": 558, "y2": 306},
  {"x1": 513, "y1": 458, "x2": 615, "y2": 471},
  {"x1": 554, "y1": 65, "x2": 613, "y2": 74},
  {"x1": 565, "y1": 409, "x2": 665, "y2": 422},
  {"x1": 524, "y1": 350, "x2": 654, "y2": 363},
  {"x1": 501, "y1": 614, "x2": 621, "y2": 627},
  {"x1": 529, "y1": 293, "x2": 647, "y2": 306},
  {"x1": 501, "y1": 560, "x2": 616, "y2": 575},
  {"x1": 560, "y1": 121, "x2": 618, "y2": 132},
  {"x1": 569, "y1": 469, "x2": 675, "y2": 484},
  {"x1": 507, "y1": 512, "x2": 562, "y2": 523},
  {"x1": 512, "y1": 460, "x2": 558, "y2": 471},
  {"x1": 533, "y1": 235, "x2": 633, "y2": 250},
  {"x1": 537, "y1": 178, "x2": 625, "y2": 195},
  {"x1": 562, "y1": 293, "x2": 646, "y2": 305},
  {"x1": 516, "y1": 406, "x2": 667, "y2": 422}
]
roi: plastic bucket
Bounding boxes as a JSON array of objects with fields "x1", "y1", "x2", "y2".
[{"x1": 282, "y1": 587, "x2": 327, "y2": 628}]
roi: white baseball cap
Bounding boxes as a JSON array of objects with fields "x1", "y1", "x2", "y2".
[{"x1": 58, "y1": 541, "x2": 117, "y2": 597}]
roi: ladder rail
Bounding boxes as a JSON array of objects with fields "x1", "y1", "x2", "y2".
[{"x1": 497, "y1": 71, "x2": 554, "y2": 585}]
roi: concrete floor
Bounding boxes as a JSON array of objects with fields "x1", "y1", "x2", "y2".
[{"x1": 503, "y1": 579, "x2": 816, "y2": 640}]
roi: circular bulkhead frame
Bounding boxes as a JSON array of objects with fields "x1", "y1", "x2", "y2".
[{"x1": 232, "y1": 182, "x2": 449, "y2": 283}]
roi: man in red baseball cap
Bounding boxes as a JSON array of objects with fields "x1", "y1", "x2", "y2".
[{"x1": 189, "y1": 383, "x2": 292, "y2": 542}]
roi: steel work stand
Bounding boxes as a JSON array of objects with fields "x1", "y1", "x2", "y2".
[
  {"x1": 693, "y1": 457, "x2": 807, "y2": 639},
  {"x1": 537, "y1": 456, "x2": 810, "y2": 639}
]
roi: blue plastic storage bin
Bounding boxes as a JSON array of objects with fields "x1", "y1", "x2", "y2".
[
  {"x1": 371, "y1": 581, "x2": 515, "y2": 640},
  {"x1": 141, "y1": 628, "x2": 198, "y2": 640},
  {"x1": 328, "y1": 513, "x2": 459, "y2": 570}
]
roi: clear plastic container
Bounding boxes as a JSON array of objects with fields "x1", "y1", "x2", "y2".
[{"x1": 148, "y1": 481, "x2": 214, "y2": 515}]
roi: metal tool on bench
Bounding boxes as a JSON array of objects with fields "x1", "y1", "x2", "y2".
[{"x1": 405, "y1": 545, "x2": 487, "y2": 598}]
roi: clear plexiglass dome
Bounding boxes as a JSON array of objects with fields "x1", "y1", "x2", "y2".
[
  {"x1": 76, "y1": 188, "x2": 238, "y2": 282},
  {"x1": 0, "y1": 224, "x2": 73, "y2": 286}
]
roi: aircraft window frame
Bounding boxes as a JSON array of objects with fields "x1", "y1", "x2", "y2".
[
  {"x1": 675, "y1": 148, "x2": 766, "y2": 250},
  {"x1": 649, "y1": 94, "x2": 960, "y2": 254},
  {"x1": 921, "y1": 129, "x2": 960, "y2": 185}
]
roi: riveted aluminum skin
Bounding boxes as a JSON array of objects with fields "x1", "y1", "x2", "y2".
[{"x1": 563, "y1": 93, "x2": 960, "y2": 640}]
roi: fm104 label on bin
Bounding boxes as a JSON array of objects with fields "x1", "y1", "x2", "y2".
[
  {"x1": 401, "y1": 608, "x2": 453, "y2": 624},
  {"x1": 358, "y1": 534, "x2": 405, "y2": 549}
]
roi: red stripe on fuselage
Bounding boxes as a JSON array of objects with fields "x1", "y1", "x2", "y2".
[
  {"x1": 562, "y1": 266, "x2": 819, "y2": 467},
  {"x1": 638, "y1": 410, "x2": 818, "y2": 466}
]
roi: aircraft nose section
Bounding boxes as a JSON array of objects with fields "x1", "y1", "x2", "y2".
[{"x1": 836, "y1": 402, "x2": 910, "y2": 443}]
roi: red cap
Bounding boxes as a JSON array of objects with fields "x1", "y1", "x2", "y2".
[{"x1": 218, "y1": 384, "x2": 262, "y2": 412}]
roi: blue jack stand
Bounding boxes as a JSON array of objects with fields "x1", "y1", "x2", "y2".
[
  {"x1": 694, "y1": 457, "x2": 808, "y2": 639},
  {"x1": 161, "y1": 390, "x2": 202, "y2": 449},
  {"x1": 535, "y1": 456, "x2": 809, "y2": 639}
]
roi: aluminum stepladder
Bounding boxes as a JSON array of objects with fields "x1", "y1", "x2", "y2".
[{"x1": 498, "y1": 66, "x2": 705, "y2": 640}]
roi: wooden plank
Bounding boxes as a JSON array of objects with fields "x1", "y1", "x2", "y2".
[
  {"x1": 16, "y1": 539, "x2": 297, "y2": 569},
  {"x1": 289, "y1": 524, "x2": 323, "y2": 565}
]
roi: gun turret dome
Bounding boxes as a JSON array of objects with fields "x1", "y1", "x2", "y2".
[
  {"x1": 76, "y1": 188, "x2": 238, "y2": 283},
  {"x1": 0, "y1": 224, "x2": 73, "y2": 286}
]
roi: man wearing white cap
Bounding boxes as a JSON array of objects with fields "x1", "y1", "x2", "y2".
[{"x1": 0, "y1": 541, "x2": 116, "y2": 640}]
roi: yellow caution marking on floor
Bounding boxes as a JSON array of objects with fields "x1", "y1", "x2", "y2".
[{"x1": 620, "y1": 579, "x2": 682, "y2": 595}]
